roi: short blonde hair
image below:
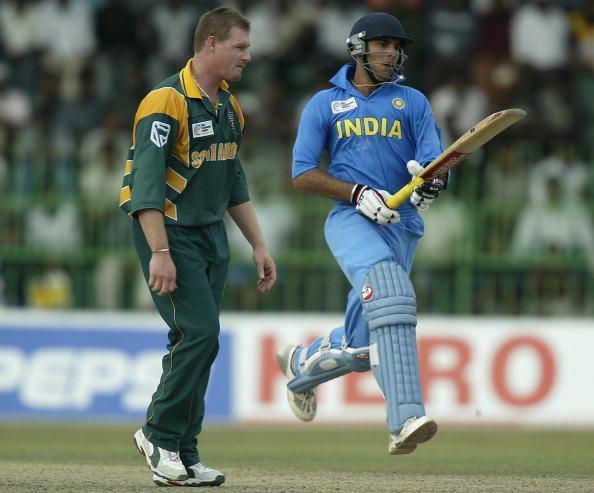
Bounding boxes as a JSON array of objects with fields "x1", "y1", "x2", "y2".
[{"x1": 193, "y1": 7, "x2": 250, "y2": 52}]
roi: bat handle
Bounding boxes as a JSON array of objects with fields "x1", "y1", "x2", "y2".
[{"x1": 386, "y1": 176, "x2": 424, "y2": 209}]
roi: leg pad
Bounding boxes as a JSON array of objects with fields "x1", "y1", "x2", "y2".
[{"x1": 363, "y1": 262, "x2": 425, "y2": 434}]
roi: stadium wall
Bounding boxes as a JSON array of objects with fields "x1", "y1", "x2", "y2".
[{"x1": 0, "y1": 310, "x2": 592, "y2": 426}]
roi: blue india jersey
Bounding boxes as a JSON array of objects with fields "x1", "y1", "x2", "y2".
[{"x1": 293, "y1": 63, "x2": 443, "y2": 211}]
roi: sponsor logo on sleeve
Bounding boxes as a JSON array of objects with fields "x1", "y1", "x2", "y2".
[
  {"x1": 331, "y1": 97, "x2": 358, "y2": 115},
  {"x1": 192, "y1": 121, "x2": 215, "y2": 138},
  {"x1": 150, "y1": 121, "x2": 171, "y2": 148}
]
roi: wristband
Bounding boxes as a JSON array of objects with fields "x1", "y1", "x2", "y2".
[
  {"x1": 152, "y1": 248, "x2": 170, "y2": 253},
  {"x1": 351, "y1": 184, "x2": 366, "y2": 204}
]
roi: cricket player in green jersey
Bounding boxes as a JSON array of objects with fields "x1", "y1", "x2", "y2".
[{"x1": 121, "y1": 7, "x2": 276, "y2": 487}]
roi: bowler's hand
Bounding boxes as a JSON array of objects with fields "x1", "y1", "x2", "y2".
[
  {"x1": 253, "y1": 246, "x2": 276, "y2": 293},
  {"x1": 148, "y1": 252, "x2": 177, "y2": 296}
]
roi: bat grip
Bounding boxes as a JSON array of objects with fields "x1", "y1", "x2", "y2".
[{"x1": 386, "y1": 176, "x2": 424, "y2": 209}]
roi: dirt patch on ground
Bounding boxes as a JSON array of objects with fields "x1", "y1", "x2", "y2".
[{"x1": 2, "y1": 462, "x2": 593, "y2": 493}]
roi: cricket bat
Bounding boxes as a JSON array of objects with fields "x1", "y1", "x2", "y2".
[{"x1": 386, "y1": 108, "x2": 527, "y2": 209}]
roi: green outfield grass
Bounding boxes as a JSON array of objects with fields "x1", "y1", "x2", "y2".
[{"x1": 0, "y1": 423, "x2": 593, "y2": 492}]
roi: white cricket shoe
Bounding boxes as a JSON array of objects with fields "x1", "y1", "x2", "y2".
[
  {"x1": 133, "y1": 429, "x2": 188, "y2": 481},
  {"x1": 389, "y1": 416, "x2": 438, "y2": 455},
  {"x1": 276, "y1": 344, "x2": 317, "y2": 422},
  {"x1": 152, "y1": 462, "x2": 225, "y2": 487}
]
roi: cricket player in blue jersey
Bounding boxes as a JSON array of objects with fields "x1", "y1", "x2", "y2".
[{"x1": 277, "y1": 12, "x2": 445, "y2": 454}]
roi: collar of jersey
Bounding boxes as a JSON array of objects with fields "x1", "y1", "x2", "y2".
[
  {"x1": 330, "y1": 62, "x2": 403, "y2": 97},
  {"x1": 179, "y1": 58, "x2": 230, "y2": 99},
  {"x1": 330, "y1": 63, "x2": 356, "y2": 93}
]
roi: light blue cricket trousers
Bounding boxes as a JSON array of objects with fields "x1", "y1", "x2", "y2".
[{"x1": 300, "y1": 204, "x2": 424, "y2": 361}]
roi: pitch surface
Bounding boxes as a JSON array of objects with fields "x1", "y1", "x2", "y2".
[{"x1": 0, "y1": 423, "x2": 592, "y2": 492}]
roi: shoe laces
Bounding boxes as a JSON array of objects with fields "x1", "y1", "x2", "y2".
[
  {"x1": 161, "y1": 449, "x2": 182, "y2": 463},
  {"x1": 402, "y1": 416, "x2": 420, "y2": 429}
]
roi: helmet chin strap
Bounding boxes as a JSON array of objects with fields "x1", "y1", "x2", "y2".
[
  {"x1": 361, "y1": 54, "x2": 384, "y2": 85},
  {"x1": 353, "y1": 50, "x2": 406, "y2": 86}
]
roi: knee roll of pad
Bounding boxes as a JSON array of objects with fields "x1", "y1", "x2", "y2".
[
  {"x1": 362, "y1": 261, "x2": 425, "y2": 434},
  {"x1": 363, "y1": 261, "x2": 417, "y2": 329}
]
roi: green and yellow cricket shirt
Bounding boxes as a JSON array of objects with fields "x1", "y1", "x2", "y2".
[{"x1": 119, "y1": 59, "x2": 250, "y2": 225}]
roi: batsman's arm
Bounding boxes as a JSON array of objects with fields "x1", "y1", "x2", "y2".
[
  {"x1": 293, "y1": 168, "x2": 398, "y2": 224},
  {"x1": 293, "y1": 168, "x2": 354, "y2": 202}
]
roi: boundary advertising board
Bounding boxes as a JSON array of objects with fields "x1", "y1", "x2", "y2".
[{"x1": 1, "y1": 310, "x2": 592, "y2": 425}]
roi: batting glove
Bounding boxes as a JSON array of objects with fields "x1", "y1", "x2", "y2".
[
  {"x1": 407, "y1": 160, "x2": 444, "y2": 212},
  {"x1": 351, "y1": 184, "x2": 400, "y2": 224}
]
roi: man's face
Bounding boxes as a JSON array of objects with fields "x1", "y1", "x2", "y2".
[
  {"x1": 364, "y1": 38, "x2": 402, "y2": 81},
  {"x1": 213, "y1": 27, "x2": 251, "y2": 81}
]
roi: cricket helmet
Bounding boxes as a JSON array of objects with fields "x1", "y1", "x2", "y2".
[
  {"x1": 347, "y1": 12, "x2": 414, "y2": 56},
  {"x1": 346, "y1": 13, "x2": 414, "y2": 84}
]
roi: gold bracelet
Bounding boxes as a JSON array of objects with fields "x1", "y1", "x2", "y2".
[{"x1": 152, "y1": 248, "x2": 170, "y2": 253}]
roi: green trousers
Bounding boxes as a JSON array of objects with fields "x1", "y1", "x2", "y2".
[{"x1": 132, "y1": 219, "x2": 229, "y2": 466}]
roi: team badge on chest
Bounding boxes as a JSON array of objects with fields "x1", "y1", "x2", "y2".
[
  {"x1": 392, "y1": 98, "x2": 405, "y2": 110},
  {"x1": 192, "y1": 120, "x2": 214, "y2": 138}
]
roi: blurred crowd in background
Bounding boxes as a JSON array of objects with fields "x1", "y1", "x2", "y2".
[{"x1": 0, "y1": 0, "x2": 593, "y2": 315}]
